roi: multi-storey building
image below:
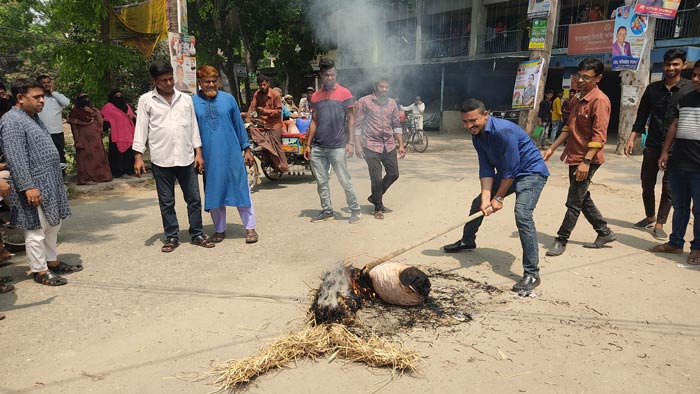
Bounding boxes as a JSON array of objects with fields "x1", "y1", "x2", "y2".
[{"x1": 327, "y1": 0, "x2": 700, "y2": 134}]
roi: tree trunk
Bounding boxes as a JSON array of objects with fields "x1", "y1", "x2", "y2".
[
  {"x1": 615, "y1": 18, "x2": 655, "y2": 155},
  {"x1": 518, "y1": 0, "x2": 559, "y2": 136}
]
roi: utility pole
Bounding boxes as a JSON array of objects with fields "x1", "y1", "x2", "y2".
[
  {"x1": 615, "y1": 18, "x2": 656, "y2": 155},
  {"x1": 518, "y1": 0, "x2": 559, "y2": 134}
]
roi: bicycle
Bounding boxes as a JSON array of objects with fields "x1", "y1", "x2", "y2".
[{"x1": 401, "y1": 115, "x2": 429, "y2": 153}]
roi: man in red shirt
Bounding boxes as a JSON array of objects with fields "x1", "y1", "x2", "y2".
[
  {"x1": 303, "y1": 59, "x2": 361, "y2": 224},
  {"x1": 543, "y1": 58, "x2": 616, "y2": 256},
  {"x1": 354, "y1": 78, "x2": 406, "y2": 219}
]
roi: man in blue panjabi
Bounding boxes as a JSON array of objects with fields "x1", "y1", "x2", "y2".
[{"x1": 192, "y1": 65, "x2": 259, "y2": 244}]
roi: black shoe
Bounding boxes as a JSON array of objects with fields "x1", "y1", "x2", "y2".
[
  {"x1": 443, "y1": 240, "x2": 476, "y2": 253},
  {"x1": 583, "y1": 231, "x2": 617, "y2": 249},
  {"x1": 633, "y1": 218, "x2": 654, "y2": 228},
  {"x1": 546, "y1": 240, "x2": 566, "y2": 256},
  {"x1": 512, "y1": 274, "x2": 541, "y2": 292}
]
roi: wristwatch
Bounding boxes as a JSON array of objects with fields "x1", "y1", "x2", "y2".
[
  {"x1": 495, "y1": 196, "x2": 504, "y2": 203},
  {"x1": 582, "y1": 158, "x2": 592, "y2": 164}
]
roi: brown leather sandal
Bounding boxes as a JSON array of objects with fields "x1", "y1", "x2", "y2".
[
  {"x1": 648, "y1": 243, "x2": 683, "y2": 254},
  {"x1": 245, "y1": 229, "x2": 258, "y2": 244},
  {"x1": 688, "y1": 250, "x2": 700, "y2": 265},
  {"x1": 211, "y1": 232, "x2": 226, "y2": 243},
  {"x1": 191, "y1": 235, "x2": 215, "y2": 248},
  {"x1": 161, "y1": 238, "x2": 180, "y2": 253}
]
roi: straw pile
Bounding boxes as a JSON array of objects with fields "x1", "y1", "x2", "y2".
[{"x1": 208, "y1": 322, "x2": 419, "y2": 393}]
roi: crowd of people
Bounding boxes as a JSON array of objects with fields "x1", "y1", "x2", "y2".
[
  {"x1": 445, "y1": 49, "x2": 700, "y2": 293},
  {"x1": 0, "y1": 49, "x2": 698, "y2": 317}
]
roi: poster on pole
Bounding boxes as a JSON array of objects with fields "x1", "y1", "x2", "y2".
[
  {"x1": 528, "y1": 19, "x2": 547, "y2": 50},
  {"x1": 611, "y1": 6, "x2": 647, "y2": 71},
  {"x1": 527, "y1": 0, "x2": 551, "y2": 19},
  {"x1": 168, "y1": 32, "x2": 197, "y2": 94},
  {"x1": 512, "y1": 58, "x2": 543, "y2": 110},
  {"x1": 634, "y1": 0, "x2": 681, "y2": 20}
]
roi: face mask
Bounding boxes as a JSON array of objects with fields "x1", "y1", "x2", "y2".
[{"x1": 77, "y1": 96, "x2": 91, "y2": 107}]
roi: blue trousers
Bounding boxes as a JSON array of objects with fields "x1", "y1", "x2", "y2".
[
  {"x1": 461, "y1": 174, "x2": 548, "y2": 276},
  {"x1": 668, "y1": 169, "x2": 700, "y2": 251}
]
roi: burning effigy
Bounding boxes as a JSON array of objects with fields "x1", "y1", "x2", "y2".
[{"x1": 207, "y1": 261, "x2": 431, "y2": 393}]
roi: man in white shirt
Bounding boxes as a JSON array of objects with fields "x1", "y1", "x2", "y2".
[
  {"x1": 133, "y1": 62, "x2": 215, "y2": 252},
  {"x1": 36, "y1": 75, "x2": 70, "y2": 173},
  {"x1": 401, "y1": 96, "x2": 426, "y2": 131}
]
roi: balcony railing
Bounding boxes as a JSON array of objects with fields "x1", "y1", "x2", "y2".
[
  {"x1": 421, "y1": 35, "x2": 470, "y2": 59},
  {"x1": 655, "y1": 8, "x2": 700, "y2": 40},
  {"x1": 480, "y1": 29, "x2": 521, "y2": 54},
  {"x1": 554, "y1": 24, "x2": 570, "y2": 49}
]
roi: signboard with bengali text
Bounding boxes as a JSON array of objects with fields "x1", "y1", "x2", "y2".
[
  {"x1": 528, "y1": 19, "x2": 547, "y2": 50},
  {"x1": 568, "y1": 20, "x2": 614, "y2": 55}
]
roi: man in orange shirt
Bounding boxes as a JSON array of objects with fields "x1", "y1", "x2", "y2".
[
  {"x1": 246, "y1": 75, "x2": 288, "y2": 172},
  {"x1": 543, "y1": 58, "x2": 616, "y2": 256}
]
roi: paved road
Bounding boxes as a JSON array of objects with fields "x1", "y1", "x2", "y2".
[{"x1": 1, "y1": 133, "x2": 698, "y2": 394}]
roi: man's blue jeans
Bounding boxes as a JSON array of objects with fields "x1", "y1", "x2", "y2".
[
  {"x1": 310, "y1": 145, "x2": 360, "y2": 213},
  {"x1": 151, "y1": 163, "x2": 204, "y2": 240},
  {"x1": 549, "y1": 120, "x2": 562, "y2": 142},
  {"x1": 461, "y1": 174, "x2": 548, "y2": 276},
  {"x1": 668, "y1": 169, "x2": 700, "y2": 251}
]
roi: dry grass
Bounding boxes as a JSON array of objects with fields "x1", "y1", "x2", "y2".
[{"x1": 208, "y1": 322, "x2": 419, "y2": 393}]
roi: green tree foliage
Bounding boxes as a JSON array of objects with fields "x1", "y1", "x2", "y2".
[
  {"x1": 264, "y1": 0, "x2": 323, "y2": 96},
  {"x1": 188, "y1": 0, "x2": 324, "y2": 102},
  {"x1": 49, "y1": 0, "x2": 148, "y2": 104},
  {"x1": 0, "y1": 1, "x2": 55, "y2": 81}
]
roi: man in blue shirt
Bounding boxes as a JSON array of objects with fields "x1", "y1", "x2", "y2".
[{"x1": 443, "y1": 99, "x2": 550, "y2": 292}]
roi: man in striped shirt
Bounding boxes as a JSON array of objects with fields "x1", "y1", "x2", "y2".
[
  {"x1": 652, "y1": 63, "x2": 700, "y2": 265},
  {"x1": 354, "y1": 78, "x2": 405, "y2": 219}
]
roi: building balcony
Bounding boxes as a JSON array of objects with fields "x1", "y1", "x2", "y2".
[
  {"x1": 421, "y1": 35, "x2": 470, "y2": 59},
  {"x1": 655, "y1": 7, "x2": 700, "y2": 45},
  {"x1": 478, "y1": 29, "x2": 522, "y2": 54}
]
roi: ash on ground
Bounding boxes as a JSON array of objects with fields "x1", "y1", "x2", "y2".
[{"x1": 353, "y1": 268, "x2": 503, "y2": 337}]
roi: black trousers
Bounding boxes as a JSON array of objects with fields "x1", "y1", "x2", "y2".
[
  {"x1": 555, "y1": 164, "x2": 611, "y2": 244},
  {"x1": 640, "y1": 146, "x2": 671, "y2": 224},
  {"x1": 363, "y1": 147, "x2": 399, "y2": 208},
  {"x1": 50, "y1": 133, "x2": 66, "y2": 165}
]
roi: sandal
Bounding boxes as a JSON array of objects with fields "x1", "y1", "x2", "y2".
[
  {"x1": 245, "y1": 229, "x2": 258, "y2": 244},
  {"x1": 48, "y1": 261, "x2": 83, "y2": 274},
  {"x1": 0, "y1": 276, "x2": 13, "y2": 284},
  {"x1": 192, "y1": 235, "x2": 215, "y2": 248},
  {"x1": 374, "y1": 210, "x2": 384, "y2": 220},
  {"x1": 0, "y1": 282, "x2": 14, "y2": 293},
  {"x1": 0, "y1": 252, "x2": 14, "y2": 264},
  {"x1": 161, "y1": 238, "x2": 180, "y2": 253},
  {"x1": 33, "y1": 271, "x2": 67, "y2": 286},
  {"x1": 688, "y1": 250, "x2": 700, "y2": 265},
  {"x1": 211, "y1": 232, "x2": 226, "y2": 243},
  {"x1": 648, "y1": 243, "x2": 683, "y2": 254}
]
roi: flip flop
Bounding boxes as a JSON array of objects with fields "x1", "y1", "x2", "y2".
[{"x1": 373, "y1": 211, "x2": 384, "y2": 220}]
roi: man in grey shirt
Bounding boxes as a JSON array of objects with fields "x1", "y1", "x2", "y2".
[{"x1": 37, "y1": 75, "x2": 70, "y2": 173}]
